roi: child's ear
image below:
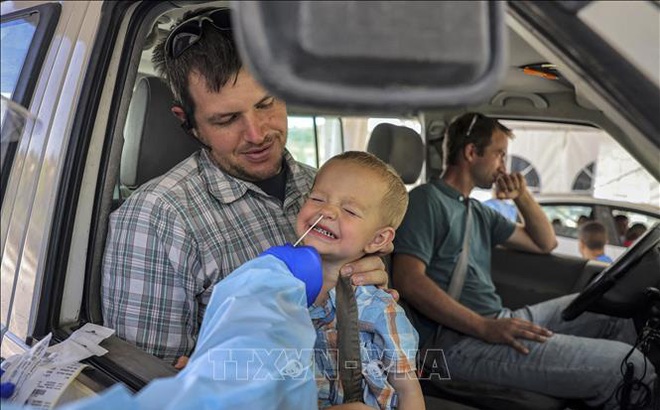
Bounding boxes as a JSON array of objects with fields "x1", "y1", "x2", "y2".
[{"x1": 364, "y1": 227, "x2": 395, "y2": 254}]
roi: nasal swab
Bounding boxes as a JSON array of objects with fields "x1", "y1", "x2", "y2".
[{"x1": 293, "y1": 215, "x2": 324, "y2": 247}]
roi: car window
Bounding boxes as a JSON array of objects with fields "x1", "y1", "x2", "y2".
[
  {"x1": 0, "y1": 13, "x2": 38, "y2": 199},
  {"x1": 499, "y1": 120, "x2": 659, "y2": 205},
  {"x1": 0, "y1": 14, "x2": 38, "y2": 99},
  {"x1": 286, "y1": 116, "x2": 343, "y2": 168},
  {"x1": 541, "y1": 204, "x2": 594, "y2": 239},
  {"x1": 0, "y1": 3, "x2": 60, "y2": 202},
  {"x1": 286, "y1": 115, "x2": 423, "y2": 184}
]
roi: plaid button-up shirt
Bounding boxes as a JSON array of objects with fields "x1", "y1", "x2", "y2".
[
  {"x1": 102, "y1": 149, "x2": 315, "y2": 363},
  {"x1": 310, "y1": 285, "x2": 419, "y2": 409}
]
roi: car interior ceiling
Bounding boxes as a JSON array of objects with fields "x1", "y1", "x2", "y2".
[{"x1": 133, "y1": 3, "x2": 633, "y2": 161}]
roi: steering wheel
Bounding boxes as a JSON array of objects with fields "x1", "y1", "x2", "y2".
[{"x1": 562, "y1": 222, "x2": 660, "y2": 321}]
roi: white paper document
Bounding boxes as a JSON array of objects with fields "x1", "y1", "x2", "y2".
[{"x1": 0, "y1": 323, "x2": 115, "y2": 408}]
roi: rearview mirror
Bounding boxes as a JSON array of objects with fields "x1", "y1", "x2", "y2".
[{"x1": 233, "y1": 1, "x2": 507, "y2": 112}]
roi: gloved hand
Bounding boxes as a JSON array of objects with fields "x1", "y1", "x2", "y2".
[
  {"x1": 261, "y1": 244, "x2": 322, "y2": 307},
  {"x1": 0, "y1": 368, "x2": 16, "y2": 399}
]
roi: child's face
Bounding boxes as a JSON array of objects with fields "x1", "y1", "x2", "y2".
[{"x1": 296, "y1": 160, "x2": 393, "y2": 263}]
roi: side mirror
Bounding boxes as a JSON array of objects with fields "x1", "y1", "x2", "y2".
[{"x1": 233, "y1": 1, "x2": 507, "y2": 112}]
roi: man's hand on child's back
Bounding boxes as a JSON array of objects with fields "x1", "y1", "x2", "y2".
[
  {"x1": 339, "y1": 252, "x2": 400, "y2": 302},
  {"x1": 340, "y1": 254, "x2": 388, "y2": 287}
]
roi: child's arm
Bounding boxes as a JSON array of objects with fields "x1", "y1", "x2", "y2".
[{"x1": 388, "y1": 371, "x2": 425, "y2": 410}]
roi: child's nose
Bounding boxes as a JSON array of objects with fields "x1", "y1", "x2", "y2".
[{"x1": 320, "y1": 205, "x2": 338, "y2": 220}]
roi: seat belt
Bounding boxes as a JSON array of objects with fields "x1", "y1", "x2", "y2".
[
  {"x1": 447, "y1": 199, "x2": 472, "y2": 300},
  {"x1": 421, "y1": 198, "x2": 472, "y2": 370},
  {"x1": 336, "y1": 274, "x2": 364, "y2": 403}
]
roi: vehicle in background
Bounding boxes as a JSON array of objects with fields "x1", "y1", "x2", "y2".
[{"x1": 536, "y1": 195, "x2": 660, "y2": 259}]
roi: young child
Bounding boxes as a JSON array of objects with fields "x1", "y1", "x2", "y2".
[
  {"x1": 578, "y1": 220, "x2": 613, "y2": 263},
  {"x1": 295, "y1": 151, "x2": 424, "y2": 410}
]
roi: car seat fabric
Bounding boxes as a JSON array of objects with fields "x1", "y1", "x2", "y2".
[
  {"x1": 366, "y1": 122, "x2": 424, "y2": 184},
  {"x1": 121, "y1": 76, "x2": 201, "y2": 192}
]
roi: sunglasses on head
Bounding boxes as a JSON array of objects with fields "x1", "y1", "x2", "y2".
[
  {"x1": 466, "y1": 114, "x2": 480, "y2": 137},
  {"x1": 165, "y1": 8, "x2": 232, "y2": 60}
]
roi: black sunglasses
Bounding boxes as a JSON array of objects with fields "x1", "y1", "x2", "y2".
[{"x1": 165, "y1": 8, "x2": 232, "y2": 60}]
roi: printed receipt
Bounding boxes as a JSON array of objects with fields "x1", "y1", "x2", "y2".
[
  {"x1": 0, "y1": 323, "x2": 114, "y2": 408},
  {"x1": 24, "y1": 362, "x2": 87, "y2": 409}
]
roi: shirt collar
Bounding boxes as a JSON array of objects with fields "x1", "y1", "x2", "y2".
[
  {"x1": 309, "y1": 288, "x2": 336, "y2": 324},
  {"x1": 200, "y1": 149, "x2": 312, "y2": 205},
  {"x1": 433, "y1": 178, "x2": 469, "y2": 202}
]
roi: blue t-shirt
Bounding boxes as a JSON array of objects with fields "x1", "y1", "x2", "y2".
[
  {"x1": 483, "y1": 198, "x2": 518, "y2": 222},
  {"x1": 595, "y1": 254, "x2": 613, "y2": 263},
  {"x1": 393, "y1": 179, "x2": 516, "y2": 345}
]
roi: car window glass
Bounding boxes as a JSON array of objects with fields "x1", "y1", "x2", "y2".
[
  {"x1": 541, "y1": 204, "x2": 594, "y2": 238},
  {"x1": 1, "y1": 14, "x2": 39, "y2": 195},
  {"x1": 286, "y1": 116, "x2": 422, "y2": 172},
  {"x1": 474, "y1": 120, "x2": 659, "y2": 205},
  {"x1": 286, "y1": 116, "x2": 343, "y2": 168},
  {"x1": 1, "y1": 14, "x2": 38, "y2": 99},
  {"x1": 498, "y1": 120, "x2": 659, "y2": 205},
  {"x1": 1, "y1": 4, "x2": 58, "y2": 203}
]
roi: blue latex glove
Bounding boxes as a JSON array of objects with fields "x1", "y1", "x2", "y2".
[
  {"x1": 0, "y1": 368, "x2": 16, "y2": 399},
  {"x1": 261, "y1": 243, "x2": 322, "y2": 307}
]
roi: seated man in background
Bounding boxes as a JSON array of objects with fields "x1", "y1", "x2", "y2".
[
  {"x1": 577, "y1": 220, "x2": 613, "y2": 263},
  {"x1": 624, "y1": 223, "x2": 648, "y2": 247},
  {"x1": 102, "y1": 7, "x2": 391, "y2": 367},
  {"x1": 614, "y1": 214, "x2": 630, "y2": 243},
  {"x1": 392, "y1": 112, "x2": 655, "y2": 409},
  {"x1": 576, "y1": 214, "x2": 591, "y2": 226}
]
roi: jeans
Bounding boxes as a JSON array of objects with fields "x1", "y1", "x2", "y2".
[{"x1": 437, "y1": 294, "x2": 656, "y2": 409}]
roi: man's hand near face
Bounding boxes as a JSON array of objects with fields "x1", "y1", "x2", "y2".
[{"x1": 495, "y1": 172, "x2": 527, "y2": 200}]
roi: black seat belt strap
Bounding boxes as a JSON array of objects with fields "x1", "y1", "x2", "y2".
[{"x1": 336, "y1": 275, "x2": 364, "y2": 403}]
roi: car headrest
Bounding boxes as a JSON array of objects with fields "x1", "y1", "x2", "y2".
[
  {"x1": 366, "y1": 123, "x2": 424, "y2": 184},
  {"x1": 121, "y1": 76, "x2": 201, "y2": 189}
]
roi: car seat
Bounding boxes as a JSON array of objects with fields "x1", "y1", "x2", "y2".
[
  {"x1": 366, "y1": 122, "x2": 425, "y2": 184},
  {"x1": 117, "y1": 75, "x2": 201, "y2": 206},
  {"x1": 366, "y1": 123, "x2": 569, "y2": 410}
]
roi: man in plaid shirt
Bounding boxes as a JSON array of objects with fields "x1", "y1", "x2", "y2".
[{"x1": 101, "y1": 7, "x2": 392, "y2": 367}]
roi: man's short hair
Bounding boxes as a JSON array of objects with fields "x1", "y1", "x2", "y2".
[
  {"x1": 614, "y1": 214, "x2": 629, "y2": 224},
  {"x1": 152, "y1": 7, "x2": 241, "y2": 129},
  {"x1": 578, "y1": 220, "x2": 608, "y2": 250},
  {"x1": 626, "y1": 223, "x2": 648, "y2": 242},
  {"x1": 319, "y1": 151, "x2": 409, "y2": 229},
  {"x1": 443, "y1": 112, "x2": 513, "y2": 167}
]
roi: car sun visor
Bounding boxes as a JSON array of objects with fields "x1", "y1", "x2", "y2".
[{"x1": 232, "y1": 1, "x2": 508, "y2": 113}]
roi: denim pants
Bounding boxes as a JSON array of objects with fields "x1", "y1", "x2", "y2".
[{"x1": 437, "y1": 294, "x2": 657, "y2": 409}]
